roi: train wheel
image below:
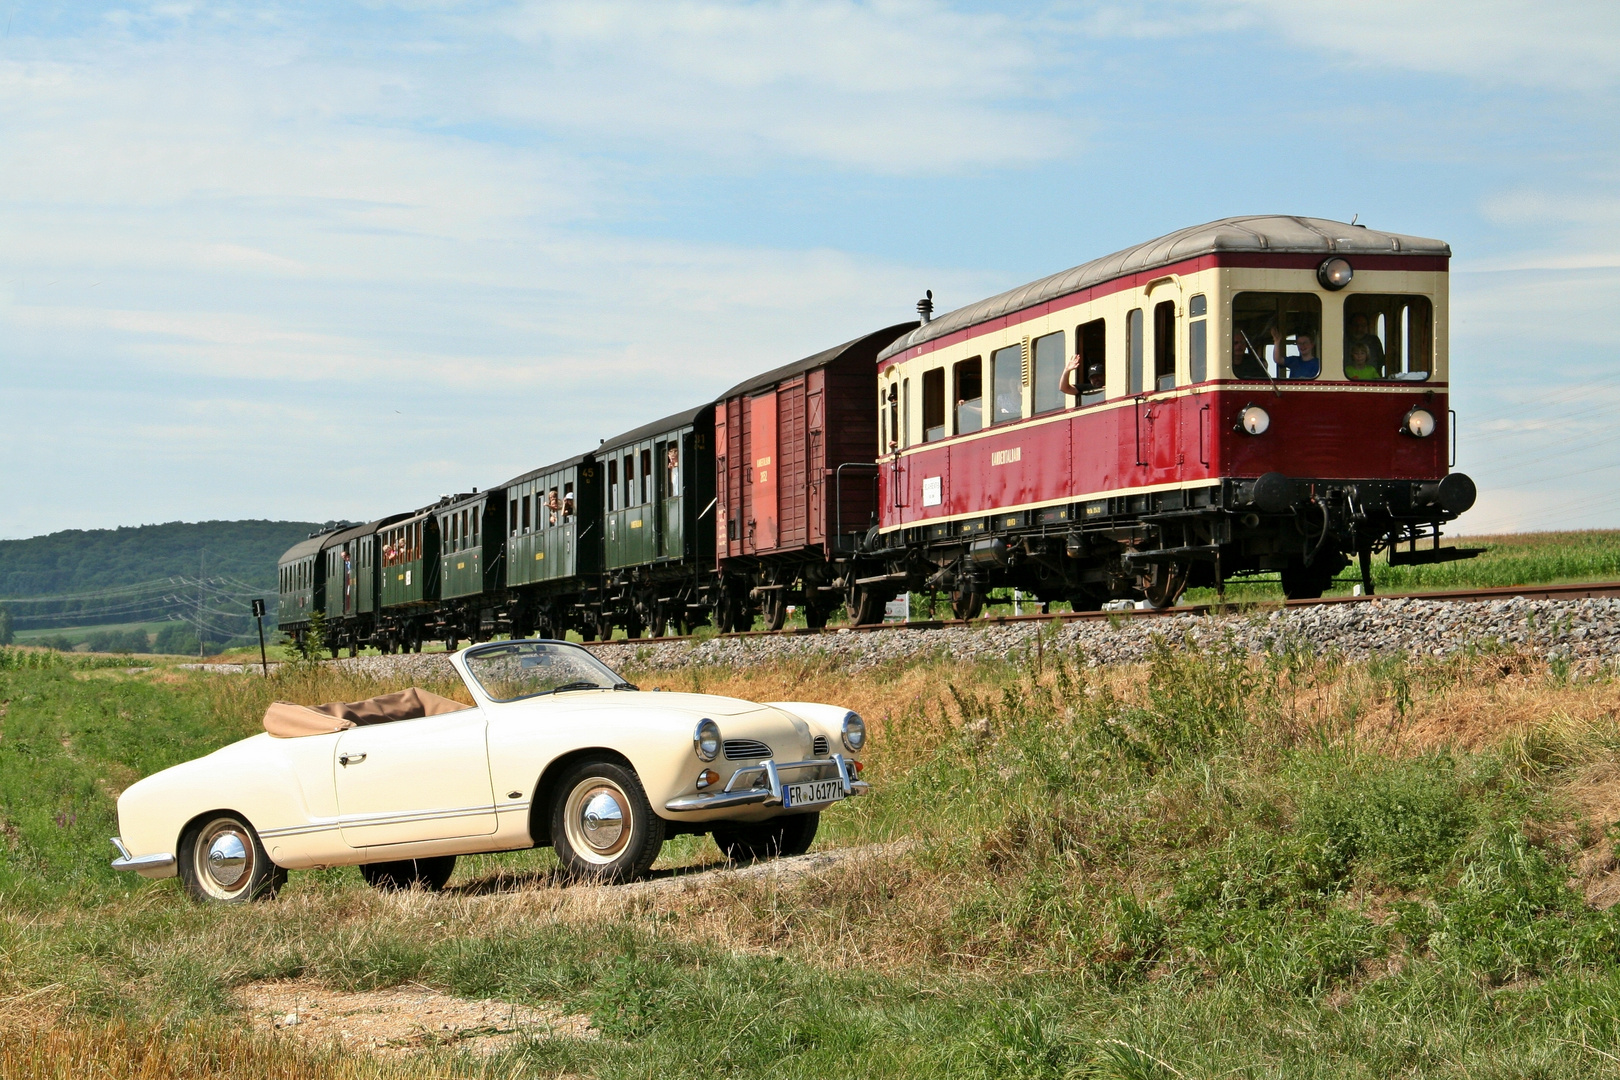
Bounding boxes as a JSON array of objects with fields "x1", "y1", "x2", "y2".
[
  {"x1": 846, "y1": 584, "x2": 887, "y2": 626},
  {"x1": 1280, "y1": 560, "x2": 1335, "y2": 601},
  {"x1": 950, "y1": 584, "x2": 984, "y2": 621},
  {"x1": 761, "y1": 592, "x2": 788, "y2": 632},
  {"x1": 804, "y1": 604, "x2": 829, "y2": 630},
  {"x1": 1066, "y1": 590, "x2": 1105, "y2": 612},
  {"x1": 1142, "y1": 563, "x2": 1189, "y2": 609}
]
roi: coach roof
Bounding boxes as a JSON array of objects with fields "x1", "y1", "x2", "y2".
[
  {"x1": 877, "y1": 215, "x2": 1450, "y2": 362},
  {"x1": 599, "y1": 404, "x2": 711, "y2": 455}
]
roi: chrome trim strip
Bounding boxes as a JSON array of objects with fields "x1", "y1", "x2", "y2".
[
  {"x1": 337, "y1": 803, "x2": 498, "y2": 828},
  {"x1": 109, "y1": 838, "x2": 176, "y2": 873}
]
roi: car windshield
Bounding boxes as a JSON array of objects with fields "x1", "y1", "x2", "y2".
[{"x1": 462, "y1": 641, "x2": 631, "y2": 702}]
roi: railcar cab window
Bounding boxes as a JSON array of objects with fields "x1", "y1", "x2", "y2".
[
  {"x1": 954, "y1": 357, "x2": 983, "y2": 435},
  {"x1": 1232, "y1": 292, "x2": 1322, "y2": 380},
  {"x1": 991, "y1": 344, "x2": 1023, "y2": 425},
  {"x1": 923, "y1": 368, "x2": 946, "y2": 442},
  {"x1": 1343, "y1": 295, "x2": 1432, "y2": 381},
  {"x1": 1189, "y1": 295, "x2": 1208, "y2": 383}
]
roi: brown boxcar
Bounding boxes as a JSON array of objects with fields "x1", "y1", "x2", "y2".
[{"x1": 713, "y1": 323, "x2": 914, "y2": 629}]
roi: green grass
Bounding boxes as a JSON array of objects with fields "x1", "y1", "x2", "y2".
[{"x1": 7, "y1": 644, "x2": 1620, "y2": 1075}]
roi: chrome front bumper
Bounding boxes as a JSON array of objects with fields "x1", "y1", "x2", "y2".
[
  {"x1": 664, "y1": 753, "x2": 869, "y2": 813},
  {"x1": 110, "y1": 837, "x2": 177, "y2": 877}
]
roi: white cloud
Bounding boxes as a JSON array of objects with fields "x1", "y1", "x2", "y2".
[{"x1": 1218, "y1": 0, "x2": 1620, "y2": 92}]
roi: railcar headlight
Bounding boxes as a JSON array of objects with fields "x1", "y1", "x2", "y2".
[
  {"x1": 1402, "y1": 408, "x2": 1437, "y2": 438},
  {"x1": 840, "y1": 712, "x2": 867, "y2": 753},
  {"x1": 1238, "y1": 405, "x2": 1270, "y2": 435},
  {"x1": 1317, "y1": 257, "x2": 1353, "y2": 290},
  {"x1": 694, "y1": 718, "x2": 721, "y2": 761}
]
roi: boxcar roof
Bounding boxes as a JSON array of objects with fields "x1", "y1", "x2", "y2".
[
  {"x1": 599, "y1": 404, "x2": 710, "y2": 455},
  {"x1": 718, "y1": 322, "x2": 918, "y2": 401},
  {"x1": 498, "y1": 452, "x2": 593, "y2": 491},
  {"x1": 877, "y1": 215, "x2": 1450, "y2": 362}
]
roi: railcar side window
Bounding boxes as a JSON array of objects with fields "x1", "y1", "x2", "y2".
[
  {"x1": 640, "y1": 449, "x2": 653, "y2": 504},
  {"x1": 1343, "y1": 295, "x2": 1432, "y2": 381},
  {"x1": 607, "y1": 459, "x2": 619, "y2": 511},
  {"x1": 623, "y1": 454, "x2": 636, "y2": 507},
  {"x1": 1232, "y1": 292, "x2": 1321, "y2": 380},
  {"x1": 954, "y1": 357, "x2": 983, "y2": 435},
  {"x1": 901, "y1": 378, "x2": 911, "y2": 447},
  {"x1": 1189, "y1": 295, "x2": 1208, "y2": 383},
  {"x1": 1032, "y1": 331, "x2": 1065, "y2": 415},
  {"x1": 1074, "y1": 319, "x2": 1106, "y2": 405},
  {"x1": 991, "y1": 344, "x2": 1022, "y2": 425},
  {"x1": 1153, "y1": 300, "x2": 1176, "y2": 391},
  {"x1": 666, "y1": 444, "x2": 680, "y2": 496},
  {"x1": 923, "y1": 368, "x2": 946, "y2": 442},
  {"x1": 470, "y1": 508, "x2": 479, "y2": 547},
  {"x1": 563, "y1": 482, "x2": 575, "y2": 518},
  {"x1": 1127, "y1": 308, "x2": 1144, "y2": 394}
]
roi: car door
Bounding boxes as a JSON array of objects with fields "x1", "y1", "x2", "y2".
[{"x1": 334, "y1": 709, "x2": 498, "y2": 848}]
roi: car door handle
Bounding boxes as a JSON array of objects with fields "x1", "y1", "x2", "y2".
[{"x1": 338, "y1": 752, "x2": 367, "y2": 767}]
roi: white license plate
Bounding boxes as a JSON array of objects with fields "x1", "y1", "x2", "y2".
[{"x1": 784, "y1": 779, "x2": 844, "y2": 807}]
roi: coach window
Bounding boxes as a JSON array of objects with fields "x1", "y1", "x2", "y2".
[
  {"x1": 990, "y1": 344, "x2": 1022, "y2": 425},
  {"x1": 1127, "y1": 309, "x2": 1145, "y2": 394},
  {"x1": 1031, "y1": 331, "x2": 1065, "y2": 415},
  {"x1": 954, "y1": 357, "x2": 983, "y2": 435},
  {"x1": 887, "y1": 381, "x2": 900, "y2": 450},
  {"x1": 923, "y1": 368, "x2": 946, "y2": 442},
  {"x1": 623, "y1": 454, "x2": 637, "y2": 506},
  {"x1": 607, "y1": 459, "x2": 619, "y2": 511},
  {"x1": 880, "y1": 389, "x2": 889, "y2": 453},
  {"x1": 640, "y1": 448, "x2": 653, "y2": 504},
  {"x1": 902, "y1": 378, "x2": 911, "y2": 447},
  {"x1": 1343, "y1": 295, "x2": 1432, "y2": 381},
  {"x1": 470, "y1": 509, "x2": 479, "y2": 548},
  {"x1": 1233, "y1": 292, "x2": 1321, "y2": 380},
  {"x1": 1074, "y1": 319, "x2": 1106, "y2": 405},
  {"x1": 1189, "y1": 295, "x2": 1208, "y2": 383},
  {"x1": 1153, "y1": 300, "x2": 1176, "y2": 391}
]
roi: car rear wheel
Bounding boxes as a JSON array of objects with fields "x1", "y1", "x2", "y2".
[
  {"x1": 713, "y1": 812, "x2": 819, "y2": 862},
  {"x1": 178, "y1": 813, "x2": 287, "y2": 903},
  {"x1": 358, "y1": 855, "x2": 457, "y2": 892},
  {"x1": 551, "y1": 760, "x2": 665, "y2": 883}
]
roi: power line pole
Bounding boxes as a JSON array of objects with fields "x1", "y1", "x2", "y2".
[{"x1": 196, "y1": 549, "x2": 205, "y2": 659}]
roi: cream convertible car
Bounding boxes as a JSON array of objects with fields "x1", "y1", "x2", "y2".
[{"x1": 110, "y1": 641, "x2": 869, "y2": 902}]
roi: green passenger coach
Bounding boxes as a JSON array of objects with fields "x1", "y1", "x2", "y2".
[{"x1": 501, "y1": 453, "x2": 603, "y2": 640}]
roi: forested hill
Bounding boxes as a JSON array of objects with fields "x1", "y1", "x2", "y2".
[{"x1": 0, "y1": 520, "x2": 326, "y2": 630}]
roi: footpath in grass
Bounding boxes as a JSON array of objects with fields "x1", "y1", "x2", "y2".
[{"x1": 8, "y1": 644, "x2": 1620, "y2": 1076}]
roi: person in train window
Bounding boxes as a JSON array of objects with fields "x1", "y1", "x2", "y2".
[
  {"x1": 547, "y1": 488, "x2": 561, "y2": 527},
  {"x1": 1233, "y1": 329, "x2": 1270, "y2": 379},
  {"x1": 1345, "y1": 341, "x2": 1381, "y2": 381},
  {"x1": 1346, "y1": 312, "x2": 1386, "y2": 374},
  {"x1": 1060, "y1": 354, "x2": 1105, "y2": 398},
  {"x1": 666, "y1": 446, "x2": 680, "y2": 496},
  {"x1": 1275, "y1": 329, "x2": 1320, "y2": 379}
]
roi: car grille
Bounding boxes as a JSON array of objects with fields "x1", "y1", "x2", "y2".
[
  {"x1": 812, "y1": 735, "x2": 829, "y2": 756},
  {"x1": 723, "y1": 738, "x2": 773, "y2": 760}
]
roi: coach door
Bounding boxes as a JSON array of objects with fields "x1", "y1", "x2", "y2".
[
  {"x1": 749, "y1": 391, "x2": 779, "y2": 551},
  {"x1": 657, "y1": 439, "x2": 683, "y2": 559}
]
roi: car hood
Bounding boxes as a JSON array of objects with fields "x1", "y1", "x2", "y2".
[{"x1": 505, "y1": 690, "x2": 816, "y2": 755}]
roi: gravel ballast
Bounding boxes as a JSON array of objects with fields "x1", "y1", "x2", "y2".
[{"x1": 207, "y1": 596, "x2": 1619, "y2": 681}]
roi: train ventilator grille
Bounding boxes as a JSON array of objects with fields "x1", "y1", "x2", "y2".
[
  {"x1": 723, "y1": 738, "x2": 774, "y2": 761},
  {"x1": 812, "y1": 736, "x2": 829, "y2": 756}
]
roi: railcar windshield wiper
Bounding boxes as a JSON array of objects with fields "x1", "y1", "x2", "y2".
[{"x1": 1239, "y1": 329, "x2": 1284, "y2": 398}]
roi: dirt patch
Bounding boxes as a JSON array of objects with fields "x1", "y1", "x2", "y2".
[{"x1": 234, "y1": 980, "x2": 595, "y2": 1056}]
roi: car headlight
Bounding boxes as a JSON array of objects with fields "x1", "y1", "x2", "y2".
[
  {"x1": 693, "y1": 718, "x2": 721, "y2": 761},
  {"x1": 840, "y1": 712, "x2": 866, "y2": 752},
  {"x1": 1317, "y1": 257, "x2": 1353, "y2": 290},
  {"x1": 1238, "y1": 405, "x2": 1270, "y2": 435},
  {"x1": 1402, "y1": 407, "x2": 1436, "y2": 438}
]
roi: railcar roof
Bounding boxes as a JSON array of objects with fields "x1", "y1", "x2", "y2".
[
  {"x1": 877, "y1": 215, "x2": 1450, "y2": 362},
  {"x1": 718, "y1": 322, "x2": 918, "y2": 400},
  {"x1": 277, "y1": 535, "x2": 328, "y2": 564},
  {"x1": 321, "y1": 515, "x2": 409, "y2": 550},
  {"x1": 598, "y1": 403, "x2": 711, "y2": 454},
  {"x1": 499, "y1": 452, "x2": 593, "y2": 490}
]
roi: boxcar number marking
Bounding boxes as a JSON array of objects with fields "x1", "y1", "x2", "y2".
[{"x1": 922, "y1": 477, "x2": 942, "y2": 507}]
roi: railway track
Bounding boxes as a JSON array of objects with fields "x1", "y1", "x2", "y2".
[{"x1": 617, "y1": 580, "x2": 1620, "y2": 645}]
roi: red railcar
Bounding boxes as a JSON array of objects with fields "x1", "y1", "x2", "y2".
[
  {"x1": 854, "y1": 216, "x2": 1476, "y2": 617},
  {"x1": 712, "y1": 324, "x2": 915, "y2": 629}
]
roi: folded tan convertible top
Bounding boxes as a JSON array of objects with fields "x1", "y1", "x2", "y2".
[{"x1": 264, "y1": 687, "x2": 471, "y2": 738}]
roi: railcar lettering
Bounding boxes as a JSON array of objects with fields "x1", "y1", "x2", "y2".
[
  {"x1": 922, "y1": 477, "x2": 942, "y2": 507},
  {"x1": 990, "y1": 447, "x2": 1022, "y2": 467}
]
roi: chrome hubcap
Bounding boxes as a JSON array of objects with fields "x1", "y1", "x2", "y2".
[
  {"x1": 207, "y1": 833, "x2": 248, "y2": 887},
  {"x1": 580, "y1": 791, "x2": 625, "y2": 851}
]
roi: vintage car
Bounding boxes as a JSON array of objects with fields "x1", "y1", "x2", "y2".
[{"x1": 110, "y1": 640, "x2": 868, "y2": 902}]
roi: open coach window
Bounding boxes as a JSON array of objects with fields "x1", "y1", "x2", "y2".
[
  {"x1": 954, "y1": 357, "x2": 983, "y2": 435},
  {"x1": 923, "y1": 368, "x2": 946, "y2": 443},
  {"x1": 1232, "y1": 292, "x2": 1321, "y2": 380},
  {"x1": 1343, "y1": 295, "x2": 1432, "y2": 381}
]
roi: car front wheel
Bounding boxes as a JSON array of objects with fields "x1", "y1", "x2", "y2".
[
  {"x1": 178, "y1": 813, "x2": 287, "y2": 903},
  {"x1": 713, "y1": 812, "x2": 819, "y2": 862},
  {"x1": 551, "y1": 760, "x2": 666, "y2": 883},
  {"x1": 359, "y1": 855, "x2": 457, "y2": 892}
]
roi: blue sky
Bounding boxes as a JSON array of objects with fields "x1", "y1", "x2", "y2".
[{"x1": 3, "y1": 0, "x2": 1617, "y2": 537}]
